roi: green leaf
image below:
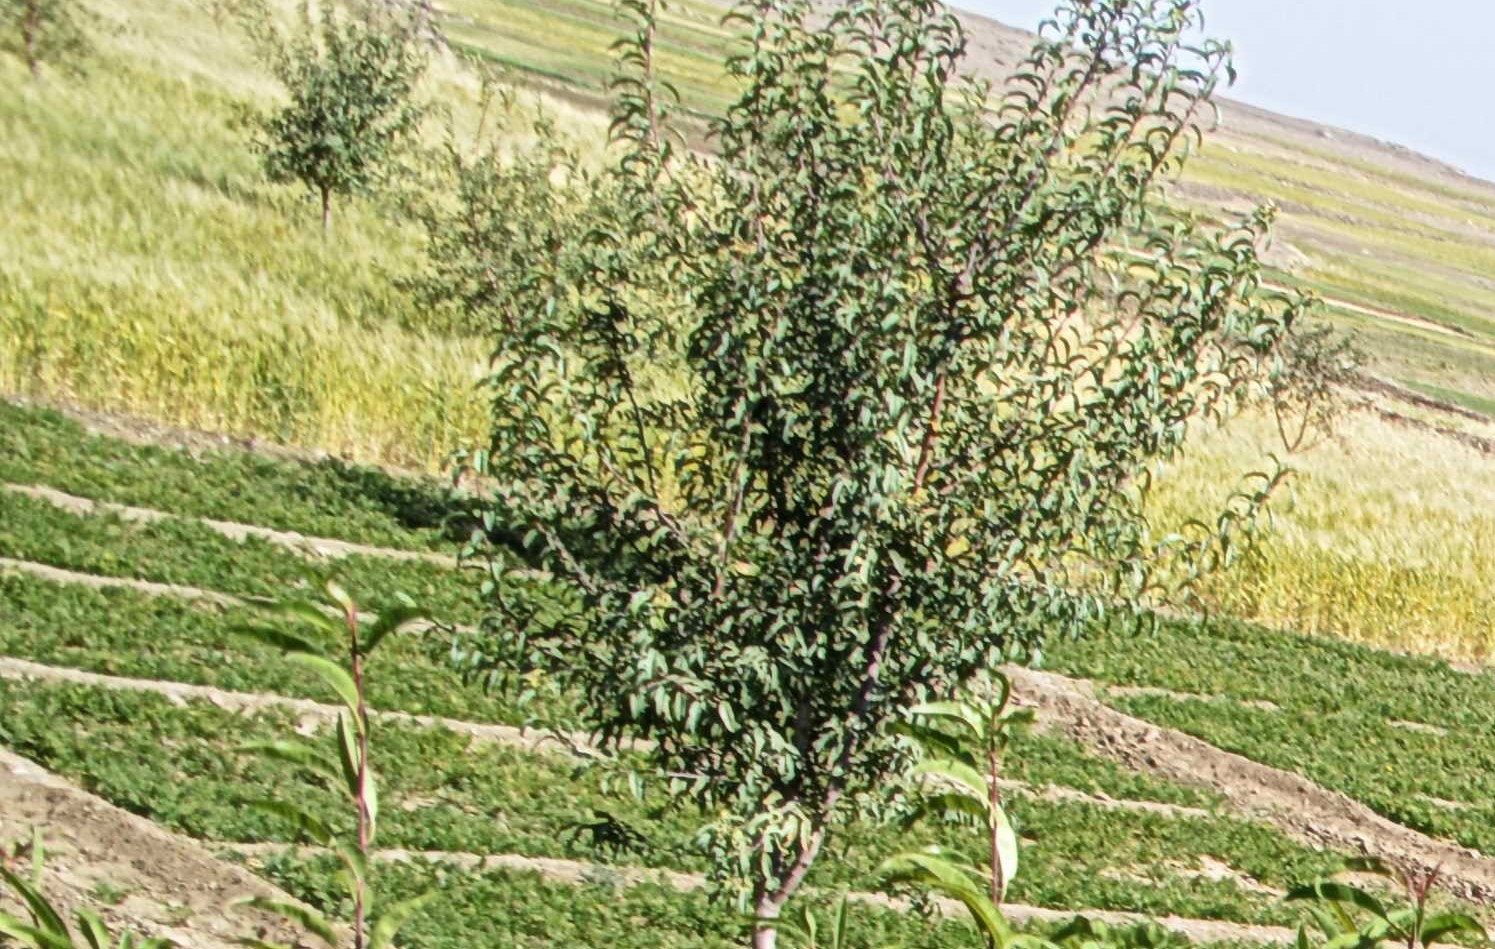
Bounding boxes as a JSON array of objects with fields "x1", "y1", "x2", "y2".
[
  {"x1": 999, "y1": 708, "x2": 1037, "y2": 730},
  {"x1": 246, "y1": 800, "x2": 335, "y2": 846},
  {"x1": 332, "y1": 837, "x2": 368, "y2": 885},
  {"x1": 337, "y1": 713, "x2": 362, "y2": 801},
  {"x1": 362, "y1": 605, "x2": 426, "y2": 657},
  {"x1": 881, "y1": 852, "x2": 1010, "y2": 941},
  {"x1": 324, "y1": 580, "x2": 355, "y2": 617},
  {"x1": 365, "y1": 765, "x2": 380, "y2": 843},
  {"x1": 285, "y1": 653, "x2": 360, "y2": 719},
  {"x1": 993, "y1": 804, "x2": 1019, "y2": 901},
  {"x1": 76, "y1": 909, "x2": 109, "y2": 949},
  {"x1": 261, "y1": 598, "x2": 342, "y2": 633},
  {"x1": 367, "y1": 891, "x2": 436, "y2": 949},
  {"x1": 231, "y1": 898, "x2": 336, "y2": 948},
  {"x1": 234, "y1": 624, "x2": 327, "y2": 658},
  {"x1": 909, "y1": 701, "x2": 984, "y2": 738},
  {"x1": 1285, "y1": 881, "x2": 1390, "y2": 923},
  {"x1": 908, "y1": 758, "x2": 988, "y2": 800},
  {"x1": 909, "y1": 792, "x2": 988, "y2": 824},
  {"x1": 1420, "y1": 913, "x2": 1486, "y2": 946},
  {"x1": 0, "y1": 866, "x2": 70, "y2": 937},
  {"x1": 240, "y1": 741, "x2": 340, "y2": 783},
  {"x1": 0, "y1": 912, "x2": 74, "y2": 949}
]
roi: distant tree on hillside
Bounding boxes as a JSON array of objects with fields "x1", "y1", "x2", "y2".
[
  {"x1": 233, "y1": 0, "x2": 430, "y2": 236},
  {"x1": 456, "y1": 0, "x2": 1315, "y2": 945},
  {"x1": 0, "y1": 0, "x2": 90, "y2": 80}
]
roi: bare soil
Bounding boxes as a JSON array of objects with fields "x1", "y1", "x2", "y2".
[{"x1": 0, "y1": 748, "x2": 307, "y2": 949}]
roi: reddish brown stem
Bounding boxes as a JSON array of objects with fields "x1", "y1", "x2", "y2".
[
  {"x1": 988, "y1": 747, "x2": 1003, "y2": 907},
  {"x1": 912, "y1": 373, "x2": 947, "y2": 493},
  {"x1": 23, "y1": 0, "x2": 41, "y2": 80},
  {"x1": 347, "y1": 607, "x2": 369, "y2": 949}
]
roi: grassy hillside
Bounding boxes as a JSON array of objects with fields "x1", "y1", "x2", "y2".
[
  {"x1": 13, "y1": 2, "x2": 1495, "y2": 944},
  {"x1": 6, "y1": 0, "x2": 1495, "y2": 660}
]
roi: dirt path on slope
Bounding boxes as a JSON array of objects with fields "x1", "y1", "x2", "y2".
[
  {"x1": 0, "y1": 749, "x2": 310, "y2": 949},
  {"x1": 1006, "y1": 667, "x2": 1495, "y2": 906}
]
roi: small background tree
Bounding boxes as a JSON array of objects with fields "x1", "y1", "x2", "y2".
[
  {"x1": 233, "y1": 0, "x2": 430, "y2": 235},
  {"x1": 458, "y1": 0, "x2": 1314, "y2": 945},
  {"x1": 0, "y1": 0, "x2": 90, "y2": 80}
]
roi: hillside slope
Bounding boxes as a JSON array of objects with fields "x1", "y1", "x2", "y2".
[{"x1": 3, "y1": 0, "x2": 1495, "y2": 655}]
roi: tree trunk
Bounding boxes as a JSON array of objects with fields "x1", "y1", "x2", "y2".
[
  {"x1": 24, "y1": 0, "x2": 42, "y2": 81},
  {"x1": 321, "y1": 187, "x2": 332, "y2": 238},
  {"x1": 752, "y1": 892, "x2": 781, "y2": 949}
]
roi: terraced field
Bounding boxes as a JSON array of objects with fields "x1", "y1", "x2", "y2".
[
  {"x1": 3, "y1": 399, "x2": 1495, "y2": 948},
  {"x1": 10, "y1": 0, "x2": 1495, "y2": 944}
]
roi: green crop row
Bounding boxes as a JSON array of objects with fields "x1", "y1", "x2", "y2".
[
  {"x1": 0, "y1": 676, "x2": 1342, "y2": 925},
  {"x1": 251, "y1": 852, "x2": 1235, "y2": 949},
  {"x1": 0, "y1": 571, "x2": 522, "y2": 723},
  {"x1": 0, "y1": 400, "x2": 463, "y2": 552},
  {"x1": 0, "y1": 566, "x2": 1218, "y2": 809},
  {"x1": 0, "y1": 488, "x2": 483, "y2": 623},
  {"x1": 1045, "y1": 617, "x2": 1495, "y2": 852},
  {"x1": 1044, "y1": 615, "x2": 1495, "y2": 729}
]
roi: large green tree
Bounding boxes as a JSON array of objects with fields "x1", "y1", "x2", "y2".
[
  {"x1": 459, "y1": 0, "x2": 1311, "y2": 944},
  {"x1": 242, "y1": 0, "x2": 429, "y2": 235}
]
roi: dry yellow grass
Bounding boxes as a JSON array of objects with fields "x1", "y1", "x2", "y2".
[
  {"x1": 9, "y1": 0, "x2": 1495, "y2": 658},
  {"x1": 0, "y1": 0, "x2": 607, "y2": 469},
  {"x1": 1156, "y1": 407, "x2": 1495, "y2": 660}
]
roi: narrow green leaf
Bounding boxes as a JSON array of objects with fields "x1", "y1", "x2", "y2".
[
  {"x1": 284, "y1": 653, "x2": 360, "y2": 719},
  {"x1": 1420, "y1": 913, "x2": 1486, "y2": 946},
  {"x1": 909, "y1": 701, "x2": 984, "y2": 737},
  {"x1": 908, "y1": 758, "x2": 988, "y2": 799},
  {"x1": 993, "y1": 804, "x2": 1019, "y2": 901},
  {"x1": 367, "y1": 891, "x2": 436, "y2": 949},
  {"x1": 365, "y1": 766, "x2": 380, "y2": 844},
  {"x1": 246, "y1": 800, "x2": 335, "y2": 846},
  {"x1": 232, "y1": 898, "x2": 337, "y2": 948},
  {"x1": 0, "y1": 866, "x2": 70, "y2": 937},
  {"x1": 337, "y1": 713, "x2": 361, "y2": 801},
  {"x1": 362, "y1": 606, "x2": 426, "y2": 657},
  {"x1": 240, "y1": 741, "x2": 340, "y2": 783},
  {"x1": 0, "y1": 913, "x2": 74, "y2": 949},
  {"x1": 1284, "y1": 882, "x2": 1390, "y2": 923},
  {"x1": 234, "y1": 624, "x2": 326, "y2": 658},
  {"x1": 332, "y1": 837, "x2": 368, "y2": 885},
  {"x1": 76, "y1": 908, "x2": 109, "y2": 949},
  {"x1": 324, "y1": 580, "x2": 355, "y2": 618}
]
